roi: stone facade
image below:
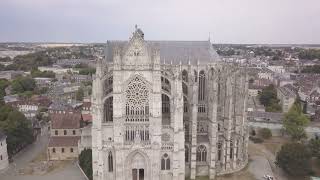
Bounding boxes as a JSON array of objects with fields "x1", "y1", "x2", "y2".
[
  {"x1": 91, "y1": 27, "x2": 249, "y2": 180},
  {"x1": 0, "y1": 131, "x2": 9, "y2": 170},
  {"x1": 48, "y1": 112, "x2": 81, "y2": 161}
]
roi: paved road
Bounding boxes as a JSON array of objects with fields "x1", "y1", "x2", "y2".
[
  {"x1": 249, "y1": 142, "x2": 288, "y2": 180},
  {"x1": 249, "y1": 155, "x2": 274, "y2": 180},
  {"x1": 1, "y1": 129, "x2": 86, "y2": 180}
]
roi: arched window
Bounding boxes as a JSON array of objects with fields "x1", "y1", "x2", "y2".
[
  {"x1": 52, "y1": 148, "x2": 56, "y2": 153},
  {"x1": 183, "y1": 96, "x2": 188, "y2": 113},
  {"x1": 162, "y1": 94, "x2": 170, "y2": 114},
  {"x1": 108, "y1": 152, "x2": 113, "y2": 172},
  {"x1": 194, "y1": 70, "x2": 197, "y2": 82},
  {"x1": 105, "y1": 76, "x2": 113, "y2": 95},
  {"x1": 104, "y1": 97, "x2": 113, "y2": 122},
  {"x1": 182, "y1": 70, "x2": 188, "y2": 82},
  {"x1": 161, "y1": 77, "x2": 171, "y2": 93},
  {"x1": 196, "y1": 145, "x2": 207, "y2": 162},
  {"x1": 182, "y1": 83, "x2": 188, "y2": 96},
  {"x1": 161, "y1": 153, "x2": 170, "y2": 170},
  {"x1": 185, "y1": 146, "x2": 189, "y2": 163},
  {"x1": 218, "y1": 142, "x2": 222, "y2": 161},
  {"x1": 230, "y1": 140, "x2": 233, "y2": 159},
  {"x1": 198, "y1": 70, "x2": 206, "y2": 101},
  {"x1": 125, "y1": 76, "x2": 150, "y2": 142}
]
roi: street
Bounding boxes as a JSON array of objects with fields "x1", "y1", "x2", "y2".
[{"x1": 0, "y1": 129, "x2": 87, "y2": 180}]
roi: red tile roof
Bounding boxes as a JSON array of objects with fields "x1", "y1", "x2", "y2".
[
  {"x1": 82, "y1": 114, "x2": 92, "y2": 122},
  {"x1": 48, "y1": 136, "x2": 80, "y2": 147},
  {"x1": 50, "y1": 112, "x2": 82, "y2": 129}
]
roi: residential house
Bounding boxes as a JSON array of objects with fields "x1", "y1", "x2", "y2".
[{"x1": 47, "y1": 112, "x2": 82, "y2": 160}]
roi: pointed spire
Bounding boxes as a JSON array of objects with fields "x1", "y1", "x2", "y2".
[{"x1": 96, "y1": 57, "x2": 103, "y2": 79}]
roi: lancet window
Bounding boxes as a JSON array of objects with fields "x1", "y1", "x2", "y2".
[
  {"x1": 161, "y1": 77, "x2": 171, "y2": 93},
  {"x1": 105, "y1": 76, "x2": 113, "y2": 95},
  {"x1": 182, "y1": 70, "x2": 188, "y2": 82},
  {"x1": 198, "y1": 70, "x2": 206, "y2": 101},
  {"x1": 162, "y1": 94, "x2": 170, "y2": 125},
  {"x1": 196, "y1": 145, "x2": 207, "y2": 162},
  {"x1": 185, "y1": 145, "x2": 189, "y2": 163},
  {"x1": 108, "y1": 152, "x2": 113, "y2": 172},
  {"x1": 104, "y1": 97, "x2": 113, "y2": 122},
  {"x1": 161, "y1": 153, "x2": 170, "y2": 170},
  {"x1": 218, "y1": 142, "x2": 222, "y2": 161}
]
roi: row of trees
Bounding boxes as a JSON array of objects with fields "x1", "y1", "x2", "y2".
[
  {"x1": 259, "y1": 84, "x2": 282, "y2": 112},
  {"x1": 73, "y1": 63, "x2": 96, "y2": 75},
  {"x1": 275, "y1": 99, "x2": 315, "y2": 176},
  {"x1": 299, "y1": 49, "x2": 320, "y2": 60},
  {"x1": 5, "y1": 51, "x2": 54, "y2": 71},
  {"x1": 31, "y1": 68, "x2": 55, "y2": 78}
]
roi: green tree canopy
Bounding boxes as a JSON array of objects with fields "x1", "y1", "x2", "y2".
[
  {"x1": 308, "y1": 139, "x2": 320, "y2": 159},
  {"x1": 11, "y1": 76, "x2": 36, "y2": 94},
  {"x1": 79, "y1": 149, "x2": 93, "y2": 180},
  {"x1": 0, "y1": 79, "x2": 10, "y2": 104},
  {"x1": 259, "y1": 128, "x2": 272, "y2": 139},
  {"x1": 0, "y1": 105, "x2": 34, "y2": 156},
  {"x1": 276, "y1": 142, "x2": 312, "y2": 176},
  {"x1": 31, "y1": 68, "x2": 55, "y2": 78},
  {"x1": 79, "y1": 68, "x2": 96, "y2": 75},
  {"x1": 283, "y1": 99, "x2": 309, "y2": 141},
  {"x1": 76, "y1": 88, "x2": 84, "y2": 101},
  {"x1": 259, "y1": 84, "x2": 282, "y2": 112}
]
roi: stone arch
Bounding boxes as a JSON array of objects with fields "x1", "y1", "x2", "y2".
[
  {"x1": 125, "y1": 150, "x2": 150, "y2": 180},
  {"x1": 162, "y1": 94, "x2": 170, "y2": 125},
  {"x1": 198, "y1": 70, "x2": 206, "y2": 101},
  {"x1": 161, "y1": 76, "x2": 171, "y2": 93},
  {"x1": 104, "y1": 75, "x2": 113, "y2": 95},
  {"x1": 104, "y1": 96, "x2": 113, "y2": 122},
  {"x1": 196, "y1": 144, "x2": 207, "y2": 162},
  {"x1": 182, "y1": 69, "x2": 188, "y2": 82}
]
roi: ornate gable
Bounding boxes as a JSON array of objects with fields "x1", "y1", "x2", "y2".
[{"x1": 123, "y1": 26, "x2": 150, "y2": 67}]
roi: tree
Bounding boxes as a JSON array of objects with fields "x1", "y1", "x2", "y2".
[
  {"x1": 0, "y1": 105, "x2": 34, "y2": 156},
  {"x1": 283, "y1": 99, "x2": 309, "y2": 141},
  {"x1": 259, "y1": 128, "x2": 272, "y2": 139},
  {"x1": 76, "y1": 88, "x2": 84, "y2": 101},
  {"x1": 31, "y1": 68, "x2": 55, "y2": 78},
  {"x1": 276, "y1": 142, "x2": 312, "y2": 176},
  {"x1": 0, "y1": 79, "x2": 10, "y2": 104},
  {"x1": 11, "y1": 76, "x2": 36, "y2": 94},
  {"x1": 308, "y1": 139, "x2": 320, "y2": 159},
  {"x1": 259, "y1": 84, "x2": 282, "y2": 112},
  {"x1": 79, "y1": 149, "x2": 93, "y2": 180},
  {"x1": 79, "y1": 68, "x2": 96, "y2": 75}
]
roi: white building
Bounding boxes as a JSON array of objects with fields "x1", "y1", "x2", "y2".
[
  {"x1": 90, "y1": 27, "x2": 249, "y2": 180},
  {"x1": 0, "y1": 131, "x2": 9, "y2": 170}
]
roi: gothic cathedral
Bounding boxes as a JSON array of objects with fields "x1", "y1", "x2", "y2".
[{"x1": 91, "y1": 27, "x2": 249, "y2": 180}]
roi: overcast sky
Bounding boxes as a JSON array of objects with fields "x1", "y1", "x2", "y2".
[{"x1": 0, "y1": 0, "x2": 319, "y2": 44}]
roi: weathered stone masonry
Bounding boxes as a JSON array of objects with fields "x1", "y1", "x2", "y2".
[{"x1": 91, "y1": 27, "x2": 249, "y2": 180}]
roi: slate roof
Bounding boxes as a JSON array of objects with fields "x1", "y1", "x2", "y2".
[
  {"x1": 48, "y1": 136, "x2": 80, "y2": 147},
  {"x1": 50, "y1": 113, "x2": 82, "y2": 129},
  {"x1": 104, "y1": 40, "x2": 221, "y2": 65}
]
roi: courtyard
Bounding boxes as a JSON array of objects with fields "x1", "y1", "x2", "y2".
[{"x1": 0, "y1": 131, "x2": 86, "y2": 180}]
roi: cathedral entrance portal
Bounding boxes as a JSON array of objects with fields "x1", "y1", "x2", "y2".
[
  {"x1": 132, "y1": 168, "x2": 144, "y2": 180},
  {"x1": 126, "y1": 151, "x2": 149, "y2": 180}
]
